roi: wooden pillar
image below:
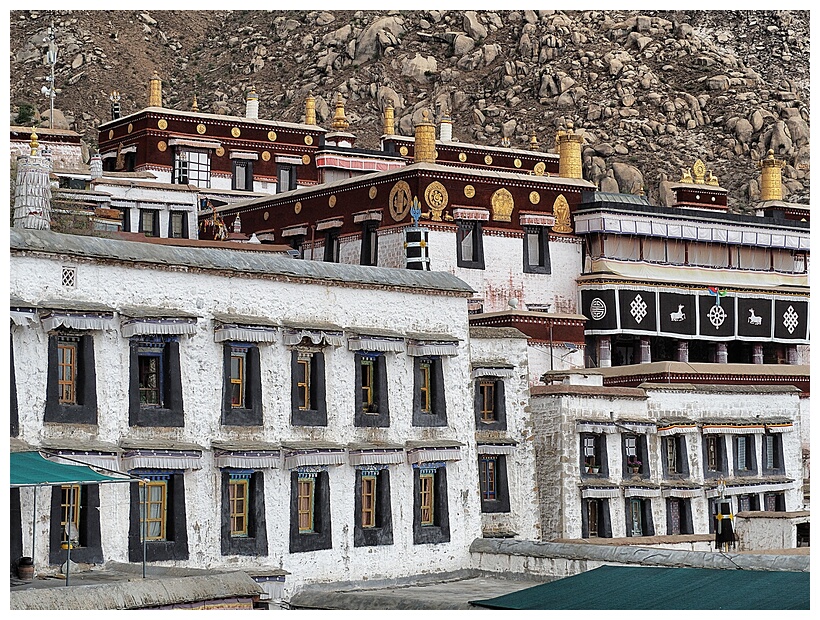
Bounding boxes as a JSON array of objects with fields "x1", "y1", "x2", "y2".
[
  {"x1": 752, "y1": 344, "x2": 764, "y2": 364},
  {"x1": 598, "y1": 336, "x2": 611, "y2": 368},
  {"x1": 676, "y1": 340, "x2": 688, "y2": 363},
  {"x1": 639, "y1": 337, "x2": 652, "y2": 364},
  {"x1": 716, "y1": 342, "x2": 728, "y2": 364},
  {"x1": 786, "y1": 344, "x2": 798, "y2": 365}
]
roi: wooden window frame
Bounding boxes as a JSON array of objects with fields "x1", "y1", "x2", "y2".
[
  {"x1": 297, "y1": 357, "x2": 311, "y2": 411},
  {"x1": 523, "y1": 225, "x2": 551, "y2": 274},
  {"x1": 419, "y1": 361, "x2": 432, "y2": 414},
  {"x1": 480, "y1": 456, "x2": 498, "y2": 502},
  {"x1": 419, "y1": 473, "x2": 435, "y2": 526},
  {"x1": 665, "y1": 436, "x2": 678, "y2": 474},
  {"x1": 706, "y1": 436, "x2": 719, "y2": 472},
  {"x1": 297, "y1": 477, "x2": 315, "y2": 533},
  {"x1": 169, "y1": 211, "x2": 187, "y2": 239},
  {"x1": 229, "y1": 478, "x2": 249, "y2": 537},
  {"x1": 587, "y1": 498, "x2": 600, "y2": 537},
  {"x1": 230, "y1": 347, "x2": 247, "y2": 409},
  {"x1": 60, "y1": 484, "x2": 81, "y2": 544},
  {"x1": 361, "y1": 475, "x2": 377, "y2": 528},
  {"x1": 138, "y1": 351, "x2": 163, "y2": 406},
  {"x1": 361, "y1": 357, "x2": 375, "y2": 413},
  {"x1": 140, "y1": 480, "x2": 167, "y2": 541},
  {"x1": 57, "y1": 337, "x2": 78, "y2": 405},
  {"x1": 479, "y1": 380, "x2": 496, "y2": 423}
]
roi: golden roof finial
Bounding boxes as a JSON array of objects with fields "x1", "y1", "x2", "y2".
[
  {"x1": 679, "y1": 167, "x2": 694, "y2": 183},
  {"x1": 692, "y1": 159, "x2": 707, "y2": 184},
  {"x1": 758, "y1": 149, "x2": 785, "y2": 201},
  {"x1": 556, "y1": 121, "x2": 583, "y2": 179},
  {"x1": 191, "y1": 94, "x2": 199, "y2": 112},
  {"x1": 148, "y1": 70, "x2": 162, "y2": 107},
  {"x1": 331, "y1": 92, "x2": 349, "y2": 132},
  {"x1": 305, "y1": 93, "x2": 317, "y2": 126},
  {"x1": 413, "y1": 109, "x2": 436, "y2": 163},
  {"x1": 529, "y1": 132, "x2": 539, "y2": 150},
  {"x1": 383, "y1": 101, "x2": 395, "y2": 136},
  {"x1": 29, "y1": 127, "x2": 39, "y2": 156}
]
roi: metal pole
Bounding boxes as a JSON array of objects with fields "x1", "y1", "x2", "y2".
[
  {"x1": 31, "y1": 486, "x2": 38, "y2": 572},
  {"x1": 65, "y1": 486, "x2": 73, "y2": 586},
  {"x1": 549, "y1": 320, "x2": 554, "y2": 371},
  {"x1": 142, "y1": 479, "x2": 147, "y2": 579}
]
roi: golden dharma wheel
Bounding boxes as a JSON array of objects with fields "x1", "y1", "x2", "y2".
[{"x1": 196, "y1": 123, "x2": 206, "y2": 134}]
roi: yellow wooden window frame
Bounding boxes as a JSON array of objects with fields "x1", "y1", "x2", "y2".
[
  {"x1": 297, "y1": 478, "x2": 315, "y2": 533},
  {"x1": 60, "y1": 484, "x2": 81, "y2": 544},
  {"x1": 361, "y1": 475, "x2": 377, "y2": 528},
  {"x1": 420, "y1": 473, "x2": 435, "y2": 526},
  {"x1": 297, "y1": 358, "x2": 311, "y2": 411},
  {"x1": 140, "y1": 480, "x2": 167, "y2": 541},
  {"x1": 419, "y1": 361, "x2": 432, "y2": 413},
  {"x1": 479, "y1": 380, "x2": 496, "y2": 422},
  {"x1": 361, "y1": 358, "x2": 375, "y2": 413},
  {"x1": 57, "y1": 339, "x2": 78, "y2": 404},
  {"x1": 229, "y1": 478, "x2": 249, "y2": 537},
  {"x1": 230, "y1": 349, "x2": 246, "y2": 408}
]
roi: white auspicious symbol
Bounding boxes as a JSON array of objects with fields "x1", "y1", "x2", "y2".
[
  {"x1": 783, "y1": 305, "x2": 799, "y2": 334},
  {"x1": 630, "y1": 294, "x2": 647, "y2": 324},
  {"x1": 748, "y1": 308, "x2": 762, "y2": 326},
  {"x1": 670, "y1": 305, "x2": 686, "y2": 322},
  {"x1": 590, "y1": 297, "x2": 607, "y2": 321},
  {"x1": 708, "y1": 304, "x2": 726, "y2": 329}
]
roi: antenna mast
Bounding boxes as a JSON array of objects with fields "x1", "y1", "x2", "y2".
[{"x1": 42, "y1": 19, "x2": 60, "y2": 129}]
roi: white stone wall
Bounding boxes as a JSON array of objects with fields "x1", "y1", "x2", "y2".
[
  {"x1": 527, "y1": 342, "x2": 585, "y2": 385},
  {"x1": 12, "y1": 139, "x2": 84, "y2": 170},
  {"x1": 468, "y1": 332, "x2": 540, "y2": 540},
  {"x1": 96, "y1": 181, "x2": 199, "y2": 239},
  {"x1": 735, "y1": 513, "x2": 809, "y2": 550},
  {"x1": 530, "y1": 383, "x2": 803, "y2": 540},
  {"x1": 11, "y1": 250, "x2": 482, "y2": 592}
]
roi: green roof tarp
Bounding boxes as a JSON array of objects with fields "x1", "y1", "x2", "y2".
[
  {"x1": 10, "y1": 451, "x2": 129, "y2": 487},
  {"x1": 470, "y1": 565, "x2": 810, "y2": 610}
]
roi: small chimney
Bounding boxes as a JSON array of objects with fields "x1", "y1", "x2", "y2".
[
  {"x1": 90, "y1": 153, "x2": 103, "y2": 179},
  {"x1": 758, "y1": 149, "x2": 785, "y2": 201},
  {"x1": 148, "y1": 71, "x2": 162, "y2": 108},
  {"x1": 413, "y1": 110, "x2": 436, "y2": 163},
  {"x1": 245, "y1": 87, "x2": 259, "y2": 119},
  {"x1": 439, "y1": 114, "x2": 453, "y2": 142},
  {"x1": 109, "y1": 91, "x2": 121, "y2": 120},
  {"x1": 383, "y1": 103, "x2": 395, "y2": 136},
  {"x1": 556, "y1": 121, "x2": 583, "y2": 179},
  {"x1": 305, "y1": 94, "x2": 317, "y2": 125},
  {"x1": 331, "y1": 93, "x2": 349, "y2": 132}
]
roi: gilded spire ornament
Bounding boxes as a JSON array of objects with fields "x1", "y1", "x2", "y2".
[
  {"x1": 529, "y1": 132, "x2": 539, "y2": 150},
  {"x1": 556, "y1": 121, "x2": 583, "y2": 179},
  {"x1": 758, "y1": 149, "x2": 785, "y2": 201},
  {"x1": 29, "y1": 128, "x2": 39, "y2": 156},
  {"x1": 413, "y1": 110, "x2": 436, "y2": 163},
  {"x1": 331, "y1": 93, "x2": 349, "y2": 132},
  {"x1": 383, "y1": 103, "x2": 395, "y2": 136},
  {"x1": 191, "y1": 94, "x2": 199, "y2": 112},
  {"x1": 305, "y1": 94, "x2": 316, "y2": 126},
  {"x1": 148, "y1": 70, "x2": 162, "y2": 107}
]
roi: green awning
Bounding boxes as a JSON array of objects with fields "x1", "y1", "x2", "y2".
[
  {"x1": 470, "y1": 565, "x2": 809, "y2": 610},
  {"x1": 10, "y1": 451, "x2": 130, "y2": 487}
]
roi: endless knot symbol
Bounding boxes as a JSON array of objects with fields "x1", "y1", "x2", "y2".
[
  {"x1": 708, "y1": 304, "x2": 726, "y2": 329},
  {"x1": 590, "y1": 298, "x2": 607, "y2": 321},
  {"x1": 630, "y1": 294, "x2": 647, "y2": 324},
  {"x1": 783, "y1": 305, "x2": 799, "y2": 334}
]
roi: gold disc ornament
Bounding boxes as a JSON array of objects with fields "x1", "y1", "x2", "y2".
[
  {"x1": 424, "y1": 181, "x2": 449, "y2": 221},
  {"x1": 157, "y1": 141, "x2": 167, "y2": 152},
  {"x1": 268, "y1": 131, "x2": 277, "y2": 141},
  {"x1": 534, "y1": 161, "x2": 546, "y2": 176},
  {"x1": 329, "y1": 195, "x2": 337, "y2": 208},
  {"x1": 305, "y1": 135, "x2": 313, "y2": 146},
  {"x1": 369, "y1": 186, "x2": 378, "y2": 200},
  {"x1": 127, "y1": 123, "x2": 133, "y2": 134},
  {"x1": 302, "y1": 155, "x2": 311, "y2": 165},
  {"x1": 399, "y1": 145, "x2": 409, "y2": 156},
  {"x1": 484, "y1": 155, "x2": 493, "y2": 165},
  {"x1": 157, "y1": 119, "x2": 168, "y2": 130},
  {"x1": 196, "y1": 123, "x2": 206, "y2": 134},
  {"x1": 231, "y1": 127, "x2": 241, "y2": 138},
  {"x1": 261, "y1": 151, "x2": 271, "y2": 161},
  {"x1": 458, "y1": 152, "x2": 467, "y2": 162},
  {"x1": 514, "y1": 158, "x2": 522, "y2": 168},
  {"x1": 388, "y1": 180, "x2": 412, "y2": 221},
  {"x1": 464, "y1": 185, "x2": 476, "y2": 198},
  {"x1": 108, "y1": 129, "x2": 114, "y2": 139},
  {"x1": 215, "y1": 146, "x2": 225, "y2": 157},
  {"x1": 529, "y1": 191, "x2": 541, "y2": 205},
  {"x1": 295, "y1": 202, "x2": 302, "y2": 214}
]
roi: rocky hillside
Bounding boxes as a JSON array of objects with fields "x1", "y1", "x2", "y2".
[{"x1": 9, "y1": 9, "x2": 810, "y2": 210}]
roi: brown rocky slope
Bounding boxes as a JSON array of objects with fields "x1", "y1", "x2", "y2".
[{"x1": 9, "y1": 9, "x2": 809, "y2": 211}]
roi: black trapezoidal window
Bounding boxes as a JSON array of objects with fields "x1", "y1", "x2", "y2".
[
  {"x1": 523, "y1": 226, "x2": 551, "y2": 274},
  {"x1": 221, "y1": 470, "x2": 267, "y2": 556},
  {"x1": 129, "y1": 339, "x2": 184, "y2": 427},
  {"x1": 354, "y1": 353, "x2": 389, "y2": 427},
  {"x1": 412, "y1": 357, "x2": 447, "y2": 427},
  {"x1": 45, "y1": 333, "x2": 97, "y2": 425},
  {"x1": 456, "y1": 220, "x2": 485, "y2": 269},
  {"x1": 289, "y1": 470, "x2": 332, "y2": 553},
  {"x1": 479, "y1": 454, "x2": 510, "y2": 513},
  {"x1": 291, "y1": 349, "x2": 327, "y2": 426},
  {"x1": 222, "y1": 343, "x2": 263, "y2": 426},
  {"x1": 128, "y1": 473, "x2": 189, "y2": 562},
  {"x1": 353, "y1": 467, "x2": 393, "y2": 547},
  {"x1": 49, "y1": 483, "x2": 103, "y2": 565},
  {"x1": 413, "y1": 465, "x2": 450, "y2": 545}
]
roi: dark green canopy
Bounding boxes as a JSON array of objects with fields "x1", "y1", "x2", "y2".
[
  {"x1": 10, "y1": 451, "x2": 129, "y2": 487},
  {"x1": 470, "y1": 565, "x2": 809, "y2": 610}
]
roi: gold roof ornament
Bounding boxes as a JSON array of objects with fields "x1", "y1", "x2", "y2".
[
  {"x1": 705, "y1": 170, "x2": 719, "y2": 186},
  {"x1": 305, "y1": 94, "x2": 316, "y2": 126},
  {"x1": 331, "y1": 93, "x2": 349, "y2": 132},
  {"x1": 679, "y1": 167, "x2": 694, "y2": 183},
  {"x1": 383, "y1": 102, "x2": 395, "y2": 136},
  {"x1": 529, "y1": 133, "x2": 539, "y2": 151},
  {"x1": 552, "y1": 194, "x2": 573, "y2": 233},
  {"x1": 692, "y1": 159, "x2": 707, "y2": 184},
  {"x1": 29, "y1": 128, "x2": 39, "y2": 155},
  {"x1": 758, "y1": 149, "x2": 785, "y2": 201},
  {"x1": 148, "y1": 70, "x2": 162, "y2": 108},
  {"x1": 556, "y1": 121, "x2": 583, "y2": 179},
  {"x1": 191, "y1": 94, "x2": 199, "y2": 112},
  {"x1": 413, "y1": 109, "x2": 436, "y2": 163}
]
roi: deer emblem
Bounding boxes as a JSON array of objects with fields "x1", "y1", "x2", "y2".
[
  {"x1": 670, "y1": 305, "x2": 686, "y2": 322},
  {"x1": 748, "y1": 308, "x2": 762, "y2": 326}
]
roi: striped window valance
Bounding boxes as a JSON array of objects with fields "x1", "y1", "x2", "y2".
[
  {"x1": 471, "y1": 367, "x2": 515, "y2": 379},
  {"x1": 283, "y1": 328, "x2": 344, "y2": 347},
  {"x1": 121, "y1": 317, "x2": 198, "y2": 338},
  {"x1": 702, "y1": 425, "x2": 766, "y2": 435},
  {"x1": 347, "y1": 335, "x2": 406, "y2": 353},
  {"x1": 706, "y1": 481, "x2": 794, "y2": 498},
  {"x1": 42, "y1": 311, "x2": 116, "y2": 332},
  {"x1": 477, "y1": 443, "x2": 516, "y2": 455},
  {"x1": 46, "y1": 451, "x2": 120, "y2": 470},
  {"x1": 121, "y1": 449, "x2": 202, "y2": 471},
  {"x1": 661, "y1": 487, "x2": 704, "y2": 499},
  {"x1": 283, "y1": 449, "x2": 346, "y2": 470},
  {"x1": 10, "y1": 309, "x2": 38, "y2": 326},
  {"x1": 765, "y1": 423, "x2": 794, "y2": 433},
  {"x1": 348, "y1": 449, "x2": 405, "y2": 466},
  {"x1": 617, "y1": 422, "x2": 657, "y2": 434},
  {"x1": 657, "y1": 425, "x2": 699, "y2": 436},
  {"x1": 215, "y1": 450, "x2": 281, "y2": 469},
  {"x1": 406, "y1": 340, "x2": 459, "y2": 357},
  {"x1": 576, "y1": 421, "x2": 618, "y2": 435},
  {"x1": 623, "y1": 486, "x2": 662, "y2": 498},
  {"x1": 580, "y1": 487, "x2": 621, "y2": 499},
  {"x1": 214, "y1": 323, "x2": 278, "y2": 343},
  {"x1": 406, "y1": 446, "x2": 462, "y2": 465}
]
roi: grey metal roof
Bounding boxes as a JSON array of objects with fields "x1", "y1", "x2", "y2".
[
  {"x1": 587, "y1": 191, "x2": 653, "y2": 206},
  {"x1": 99, "y1": 106, "x2": 325, "y2": 133},
  {"x1": 10, "y1": 229, "x2": 474, "y2": 295}
]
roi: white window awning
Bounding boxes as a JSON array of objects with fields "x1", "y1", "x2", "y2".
[
  {"x1": 623, "y1": 486, "x2": 662, "y2": 498},
  {"x1": 580, "y1": 487, "x2": 621, "y2": 499},
  {"x1": 10, "y1": 308, "x2": 38, "y2": 327},
  {"x1": 702, "y1": 425, "x2": 766, "y2": 435},
  {"x1": 316, "y1": 218, "x2": 344, "y2": 231},
  {"x1": 765, "y1": 423, "x2": 794, "y2": 433},
  {"x1": 471, "y1": 366, "x2": 515, "y2": 379},
  {"x1": 229, "y1": 151, "x2": 259, "y2": 160},
  {"x1": 519, "y1": 213, "x2": 556, "y2": 228},
  {"x1": 168, "y1": 137, "x2": 221, "y2": 150},
  {"x1": 706, "y1": 481, "x2": 794, "y2": 498},
  {"x1": 41, "y1": 310, "x2": 116, "y2": 332},
  {"x1": 348, "y1": 448, "x2": 405, "y2": 466},
  {"x1": 214, "y1": 449, "x2": 281, "y2": 469},
  {"x1": 352, "y1": 210, "x2": 383, "y2": 224},
  {"x1": 121, "y1": 316, "x2": 198, "y2": 338},
  {"x1": 283, "y1": 448, "x2": 346, "y2": 470},
  {"x1": 657, "y1": 424, "x2": 699, "y2": 436},
  {"x1": 281, "y1": 225, "x2": 309, "y2": 238},
  {"x1": 283, "y1": 327, "x2": 344, "y2": 347},
  {"x1": 407, "y1": 339, "x2": 459, "y2": 357},
  {"x1": 45, "y1": 450, "x2": 121, "y2": 470},
  {"x1": 214, "y1": 319, "x2": 279, "y2": 344},
  {"x1": 477, "y1": 442, "x2": 517, "y2": 455},
  {"x1": 275, "y1": 155, "x2": 304, "y2": 165},
  {"x1": 121, "y1": 449, "x2": 202, "y2": 471},
  {"x1": 617, "y1": 421, "x2": 657, "y2": 435},
  {"x1": 576, "y1": 421, "x2": 618, "y2": 435},
  {"x1": 661, "y1": 487, "x2": 704, "y2": 499},
  {"x1": 406, "y1": 444, "x2": 462, "y2": 465},
  {"x1": 348, "y1": 335, "x2": 406, "y2": 353}
]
